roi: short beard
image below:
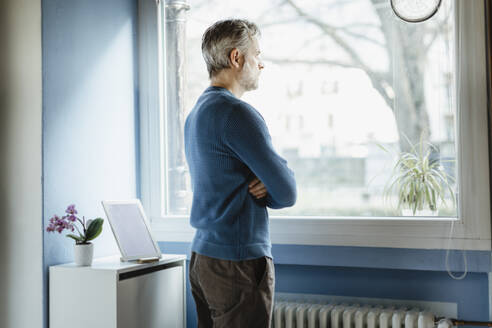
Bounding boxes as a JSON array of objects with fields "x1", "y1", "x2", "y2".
[
  {"x1": 238, "y1": 65, "x2": 259, "y2": 91},
  {"x1": 240, "y1": 77, "x2": 258, "y2": 91}
]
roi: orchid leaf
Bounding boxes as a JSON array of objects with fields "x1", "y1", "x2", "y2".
[
  {"x1": 85, "y1": 218, "x2": 104, "y2": 241},
  {"x1": 66, "y1": 234, "x2": 84, "y2": 242}
]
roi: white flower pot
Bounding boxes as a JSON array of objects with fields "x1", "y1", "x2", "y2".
[{"x1": 74, "y1": 243, "x2": 94, "y2": 266}]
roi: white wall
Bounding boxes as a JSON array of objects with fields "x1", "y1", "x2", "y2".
[{"x1": 0, "y1": 0, "x2": 44, "y2": 327}]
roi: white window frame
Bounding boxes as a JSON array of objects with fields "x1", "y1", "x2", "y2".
[{"x1": 138, "y1": 0, "x2": 491, "y2": 251}]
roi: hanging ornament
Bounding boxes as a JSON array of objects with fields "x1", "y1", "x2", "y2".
[{"x1": 391, "y1": 0, "x2": 442, "y2": 23}]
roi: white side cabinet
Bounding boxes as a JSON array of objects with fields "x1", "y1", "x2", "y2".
[{"x1": 50, "y1": 254, "x2": 186, "y2": 328}]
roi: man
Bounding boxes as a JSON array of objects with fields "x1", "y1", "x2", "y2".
[{"x1": 184, "y1": 19, "x2": 297, "y2": 327}]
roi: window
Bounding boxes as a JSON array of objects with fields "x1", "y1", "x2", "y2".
[{"x1": 139, "y1": 0, "x2": 491, "y2": 250}]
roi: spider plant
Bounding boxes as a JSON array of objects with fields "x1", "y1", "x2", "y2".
[{"x1": 382, "y1": 137, "x2": 455, "y2": 216}]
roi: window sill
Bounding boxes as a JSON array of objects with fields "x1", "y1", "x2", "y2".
[{"x1": 151, "y1": 215, "x2": 491, "y2": 251}]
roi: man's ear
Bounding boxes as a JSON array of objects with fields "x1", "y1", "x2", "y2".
[{"x1": 229, "y1": 48, "x2": 242, "y2": 69}]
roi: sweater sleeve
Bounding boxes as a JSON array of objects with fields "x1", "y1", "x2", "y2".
[{"x1": 223, "y1": 104, "x2": 297, "y2": 209}]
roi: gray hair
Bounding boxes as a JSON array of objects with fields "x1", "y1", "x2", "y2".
[{"x1": 201, "y1": 19, "x2": 260, "y2": 78}]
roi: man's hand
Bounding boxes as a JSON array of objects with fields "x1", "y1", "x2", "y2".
[{"x1": 248, "y1": 177, "x2": 268, "y2": 199}]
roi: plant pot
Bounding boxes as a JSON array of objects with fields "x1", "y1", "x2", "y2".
[
  {"x1": 401, "y1": 209, "x2": 438, "y2": 217},
  {"x1": 74, "y1": 243, "x2": 94, "y2": 266}
]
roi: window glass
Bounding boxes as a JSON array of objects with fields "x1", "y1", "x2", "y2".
[{"x1": 164, "y1": 0, "x2": 458, "y2": 217}]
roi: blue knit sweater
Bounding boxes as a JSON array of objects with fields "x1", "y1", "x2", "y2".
[{"x1": 184, "y1": 86, "x2": 297, "y2": 261}]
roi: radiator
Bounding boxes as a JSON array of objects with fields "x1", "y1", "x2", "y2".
[{"x1": 273, "y1": 294, "x2": 457, "y2": 328}]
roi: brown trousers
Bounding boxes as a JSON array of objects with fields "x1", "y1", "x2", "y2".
[{"x1": 189, "y1": 252, "x2": 275, "y2": 328}]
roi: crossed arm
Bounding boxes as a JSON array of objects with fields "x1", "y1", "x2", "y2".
[
  {"x1": 224, "y1": 104, "x2": 297, "y2": 209},
  {"x1": 249, "y1": 177, "x2": 267, "y2": 199}
]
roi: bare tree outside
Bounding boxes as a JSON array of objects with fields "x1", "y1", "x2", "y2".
[
  {"x1": 270, "y1": 0, "x2": 453, "y2": 153},
  {"x1": 164, "y1": 0, "x2": 458, "y2": 217}
]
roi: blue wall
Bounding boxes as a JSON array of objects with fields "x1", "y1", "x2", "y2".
[
  {"x1": 42, "y1": 0, "x2": 138, "y2": 327},
  {"x1": 160, "y1": 242, "x2": 490, "y2": 328}
]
